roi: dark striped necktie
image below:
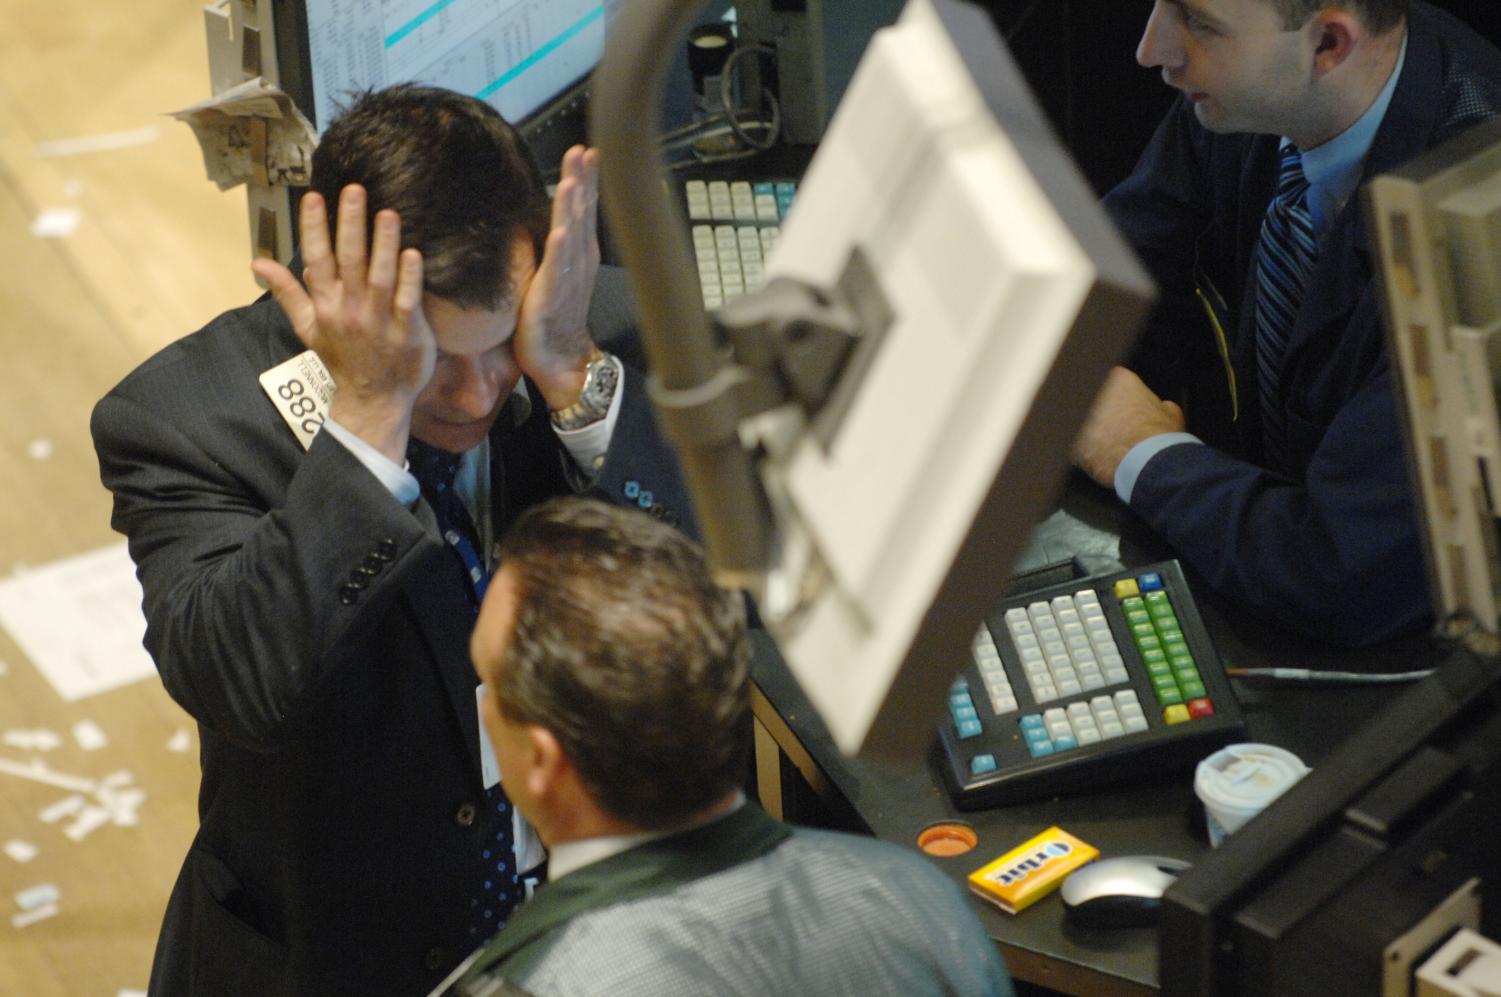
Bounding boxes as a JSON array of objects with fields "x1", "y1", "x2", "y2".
[
  {"x1": 1253, "y1": 143, "x2": 1317, "y2": 474},
  {"x1": 405, "y1": 438, "x2": 522, "y2": 942}
]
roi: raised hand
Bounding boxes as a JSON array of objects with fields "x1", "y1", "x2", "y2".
[
  {"x1": 513, "y1": 145, "x2": 604, "y2": 411},
  {"x1": 251, "y1": 185, "x2": 434, "y2": 464}
]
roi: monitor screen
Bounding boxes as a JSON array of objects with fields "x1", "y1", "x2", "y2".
[{"x1": 291, "y1": 0, "x2": 617, "y2": 131}]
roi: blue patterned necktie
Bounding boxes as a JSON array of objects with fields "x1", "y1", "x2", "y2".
[
  {"x1": 1253, "y1": 143, "x2": 1318, "y2": 474},
  {"x1": 405, "y1": 437, "x2": 522, "y2": 940}
]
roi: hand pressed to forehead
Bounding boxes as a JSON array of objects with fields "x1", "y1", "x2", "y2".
[{"x1": 250, "y1": 184, "x2": 437, "y2": 466}]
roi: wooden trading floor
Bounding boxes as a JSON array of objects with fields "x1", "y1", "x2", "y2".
[{"x1": 1, "y1": 1, "x2": 256, "y2": 992}]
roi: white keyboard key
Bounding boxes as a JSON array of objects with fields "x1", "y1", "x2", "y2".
[
  {"x1": 755, "y1": 195, "x2": 780, "y2": 222},
  {"x1": 1077, "y1": 726, "x2": 1102, "y2": 745},
  {"x1": 691, "y1": 224, "x2": 715, "y2": 248},
  {"x1": 1124, "y1": 714, "x2": 1150, "y2": 734},
  {"x1": 1099, "y1": 720, "x2": 1125, "y2": 739},
  {"x1": 1057, "y1": 678, "x2": 1082, "y2": 698}
]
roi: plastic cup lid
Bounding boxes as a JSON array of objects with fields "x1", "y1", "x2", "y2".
[{"x1": 1195, "y1": 743, "x2": 1309, "y2": 815}]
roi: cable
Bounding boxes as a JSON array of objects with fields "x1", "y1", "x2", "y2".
[
  {"x1": 719, "y1": 43, "x2": 780, "y2": 152},
  {"x1": 1226, "y1": 667, "x2": 1436, "y2": 684}
]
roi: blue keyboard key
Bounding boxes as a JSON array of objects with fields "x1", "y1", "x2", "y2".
[
  {"x1": 1052, "y1": 735, "x2": 1080, "y2": 752},
  {"x1": 1027, "y1": 739, "x2": 1056, "y2": 758},
  {"x1": 953, "y1": 704, "x2": 978, "y2": 724},
  {"x1": 1019, "y1": 714, "x2": 1046, "y2": 733},
  {"x1": 1022, "y1": 726, "x2": 1051, "y2": 749},
  {"x1": 970, "y1": 754, "x2": 998, "y2": 775},
  {"x1": 1138, "y1": 572, "x2": 1164, "y2": 591},
  {"x1": 956, "y1": 718, "x2": 983, "y2": 739}
]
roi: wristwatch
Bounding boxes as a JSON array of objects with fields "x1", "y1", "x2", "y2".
[{"x1": 549, "y1": 351, "x2": 620, "y2": 431}]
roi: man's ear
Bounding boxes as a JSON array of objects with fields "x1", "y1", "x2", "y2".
[
  {"x1": 1310, "y1": 9, "x2": 1359, "y2": 75},
  {"x1": 526, "y1": 725, "x2": 567, "y2": 800}
]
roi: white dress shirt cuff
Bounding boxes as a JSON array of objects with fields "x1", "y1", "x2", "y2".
[
  {"x1": 321, "y1": 417, "x2": 420, "y2": 506},
  {"x1": 552, "y1": 353, "x2": 625, "y2": 479},
  {"x1": 1115, "y1": 432, "x2": 1203, "y2": 504}
]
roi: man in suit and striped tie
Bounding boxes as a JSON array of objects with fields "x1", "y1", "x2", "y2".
[
  {"x1": 1071, "y1": 0, "x2": 1501, "y2": 646},
  {"x1": 434, "y1": 497, "x2": 1014, "y2": 997}
]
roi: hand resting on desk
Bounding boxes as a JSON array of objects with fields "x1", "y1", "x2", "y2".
[{"x1": 1071, "y1": 365, "x2": 1186, "y2": 487}]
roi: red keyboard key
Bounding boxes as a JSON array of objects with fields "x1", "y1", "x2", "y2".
[{"x1": 1187, "y1": 697, "x2": 1215, "y2": 718}]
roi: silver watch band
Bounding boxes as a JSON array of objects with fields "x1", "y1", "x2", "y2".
[{"x1": 549, "y1": 352, "x2": 619, "y2": 431}]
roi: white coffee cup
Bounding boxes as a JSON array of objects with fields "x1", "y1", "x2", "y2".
[{"x1": 1194, "y1": 743, "x2": 1310, "y2": 847}]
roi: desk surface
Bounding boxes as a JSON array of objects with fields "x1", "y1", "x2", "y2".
[{"x1": 750, "y1": 473, "x2": 1443, "y2": 996}]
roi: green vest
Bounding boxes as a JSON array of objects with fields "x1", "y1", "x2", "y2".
[{"x1": 455, "y1": 803, "x2": 792, "y2": 991}]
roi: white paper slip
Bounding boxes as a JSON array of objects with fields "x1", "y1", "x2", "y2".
[
  {"x1": 0, "y1": 543, "x2": 156, "y2": 701},
  {"x1": 12, "y1": 903, "x2": 59, "y2": 928},
  {"x1": 3, "y1": 840, "x2": 38, "y2": 863},
  {"x1": 15, "y1": 882, "x2": 60, "y2": 910},
  {"x1": 72, "y1": 720, "x2": 108, "y2": 751}
]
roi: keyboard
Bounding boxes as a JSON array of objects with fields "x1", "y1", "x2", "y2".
[
  {"x1": 937, "y1": 559, "x2": 1246, "y2": 809},
  {"x1": 681, "y1": 178, "x2": 797, "y2": 308}
]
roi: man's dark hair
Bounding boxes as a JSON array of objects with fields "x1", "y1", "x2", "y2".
[
  {"x1": 310, "y1": 84, "x2": 550, "y2": 310},
  {"x1": 494, "y1": 498, "x2": 750, "y2": 830},
  {"x1": 1266, "y1": 0, "x2": 1408, "y2": 34}
]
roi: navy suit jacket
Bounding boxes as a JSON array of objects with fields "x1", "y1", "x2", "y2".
[
  {"x1": 1105, "y1": 2, "x2": 1501, "y2": 646},
  {"x1": 91, "y1": 266, "x2": 693, "y2": 996}
]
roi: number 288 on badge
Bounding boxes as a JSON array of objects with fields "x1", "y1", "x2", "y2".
[{"x1": 259, "y1": 351, "x2": 336, "y2": 451}]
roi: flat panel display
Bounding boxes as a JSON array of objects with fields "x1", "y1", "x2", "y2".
[{"x1": 298, "y1": 0, "x2": 617, "y2": 130}]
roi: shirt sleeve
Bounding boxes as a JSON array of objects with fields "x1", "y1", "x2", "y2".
[
  {"x1": 1115, "y1": 432, "x2": 1204, "y2": 503},
  {"x1": 322, "y1": 417, "x2": 421, "y2": 506}
]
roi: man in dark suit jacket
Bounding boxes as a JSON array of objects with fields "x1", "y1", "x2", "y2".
[
  {"x1": 1071, "y1": 0, "x2": 1501, "y2": 645},
  {"x1": 91, "y1": 85, "x2": 692, "y2": 996},
  {"x1": 434, "y1": 497, "x2": 1014, "y2": 997}
]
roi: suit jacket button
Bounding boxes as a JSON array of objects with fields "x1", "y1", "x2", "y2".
[
  {"x1": 362, "y1": 553, "x2": 385, "y2": 573},
  {"x1": 338, "y1": 585, "x2": 360, "y2": 606},
  {"x1": 424, "y1": 947, "x2": 447, "y2": 971},
  {"x1": 455, "y1": 802, "x2": 477, "y2": 827},
  {"x1": 377, "y1": 539, "x2": 398, "y2": 561}
]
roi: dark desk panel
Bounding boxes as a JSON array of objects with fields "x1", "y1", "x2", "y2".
[{"x1": 750, "y1": 472, "x2": 1443, "y2": 995}]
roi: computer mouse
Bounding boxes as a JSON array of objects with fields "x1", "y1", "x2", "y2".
[{"x1": 1059, "y1": 855, "x2": 1192, "y2": 928}]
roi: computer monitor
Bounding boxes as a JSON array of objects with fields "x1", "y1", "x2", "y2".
[
  {"x1": 209, "y1": 0, "x2": 619, "y2": 262},
  {"x1": 1155, "y1": 115, "x2": 1501, "y2": 997},
  {"x1": 590, "y1": 0, "x2": 1156, "y2": 760},
  {"x1": 271, "y1": 1, "x2": 617, "y2": 135}
]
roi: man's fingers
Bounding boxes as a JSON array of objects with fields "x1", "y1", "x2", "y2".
[
  {"x1": 579, "y1": 147, "x2": 601, "y2": 244},
  {"x1": 392, "y1": 248, "x2": 424, "y2": 319},
  {"x1": 334, "y1": 184, "x2": 369, "y2": 288},
  {"x1": 251, "y1": 258, "x2": 319, "y2": 346},
  {"x1": 367, "y1": 208, "x2": 401, "y2": 298},
  {"x1": 298, "y1": 192, "x2": 336, "y2": 297}
]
